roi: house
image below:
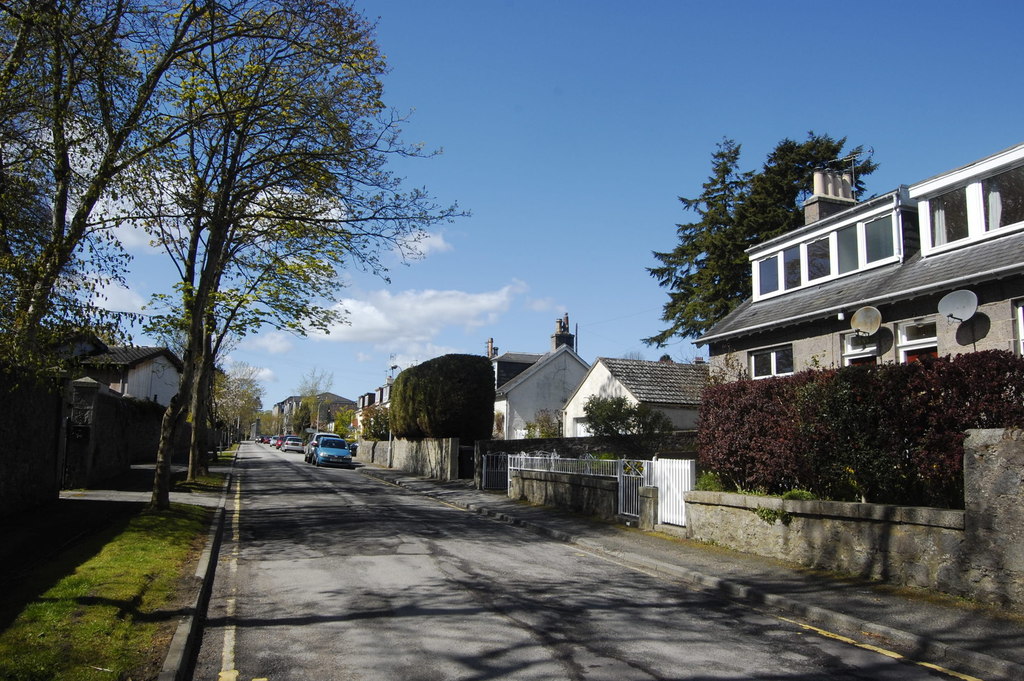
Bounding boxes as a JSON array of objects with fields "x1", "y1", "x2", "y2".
[
  {"x1": 273, "y1": 392, "x2": 356, "y2": 433},
  {"x1": 698, "y1": 142, "x2": 1024, "y2": 377},
  {"x1": 562, "y1": 357, "x2": 710, "y2": 436},
  {"x1": 78, "y1": 346, "x2": 182, "y2": 406},
  {"x1": 354, "y1": 380, "x2": 394, "y2": 437},
  {"x1": 491, "y1": 314, "x2": 590, "y2": 439}
]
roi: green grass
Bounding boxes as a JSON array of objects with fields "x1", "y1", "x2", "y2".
[{"x1": 0, "y1": 504, "x2": 211, "y2": 681}]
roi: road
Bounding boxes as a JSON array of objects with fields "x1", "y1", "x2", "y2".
[{"x1": 192, "y1": 442, "x2": 960, "y2": 681}]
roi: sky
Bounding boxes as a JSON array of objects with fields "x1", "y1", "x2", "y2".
[{"x1": 108, "y1": 0, "x2": 1024, "y2": 409}]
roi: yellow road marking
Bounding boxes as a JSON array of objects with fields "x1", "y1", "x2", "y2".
[{"x1": 776, "y1": 616, "x2": 985, "y2": 681}]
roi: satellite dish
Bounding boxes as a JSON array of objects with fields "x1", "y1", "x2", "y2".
[
  {"x1": 938, "y1": 289, "x2": 978, "y2": 323},
  {"x1": 850, "y1": 306, "x2": 882, "y2": 335}
]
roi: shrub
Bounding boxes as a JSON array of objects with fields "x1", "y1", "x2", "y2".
[
  {"x1": 698, "y1": 350, "x2": 1024, "y2": 509},
  {"x1": 390, "y1": 354, "x2": 494, "y2": 441}
]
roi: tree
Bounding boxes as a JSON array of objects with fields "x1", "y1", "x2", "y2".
[
  {"x1": 390, "y1": 354, "x2": 494, "y2": 441},
  {"x1": 646, "y1": 133, "x2": 876, "y2": 345},
  {"x1": 138, "y1": 2, "x2": 460, "y2": 508},
  {"x1": 360, "y1": 404, "x2": 390, "y2": 441},
  {"x1": 0, "y1": 0, "x2": 222, "y2": 368},
  {"x1": 332, "y1": 407, "x2": 355, "y2": 438},
  {"x1": 216, "y1": 361, "x2": 265, "y2": 439},
  {"x1": 525, "y1": 409, "x2": 561, "y2": 438},
  {"x1": 583, "y1": 395, "x2": 674, "y2": 458}
]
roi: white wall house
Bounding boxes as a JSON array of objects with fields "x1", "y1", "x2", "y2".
[
  {"x1": 79, "y1": 346, "x2": 182, "y2": 407},
  {"x1": 562, "y1": 358, "x2": 709, "y2": 437},
  {"x1": 494, "y1": 344, "x2": 590, "y2": 439}
]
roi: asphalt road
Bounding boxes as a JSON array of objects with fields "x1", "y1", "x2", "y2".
[{"x1": 191, "y1": 442, "x2": 960, "y2": 681}]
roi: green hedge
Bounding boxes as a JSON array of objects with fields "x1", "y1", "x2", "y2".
[
  {"x1": 698, "y1": 350, "x2": 1024, "y2": 508},
  {"x1": 389, "y1": 354, "x2": 494, "y2": 441}
]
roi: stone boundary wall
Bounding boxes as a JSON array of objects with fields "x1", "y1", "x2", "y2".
[
  {"x1": 509, "y1": 469, "x2": 619, "y2": 522},
  {"x1": 684, "y1": 428, "x2": 1023, "y2": 607},
  {"x1": 478, "y1": 431, "x2": 697, "y2": 460},
  {"x1": 0, "y1": 371, "x2": 62, "y2": 517},
  {"x1": 357, "y1": 438, "x2": 459, "y2": 481}
]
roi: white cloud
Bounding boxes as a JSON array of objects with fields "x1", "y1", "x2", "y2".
[
  {"x1": 527, "y1": 297, "x2": 563, "y2": 312},
  {"x1": 414, "y1": 231, "x2": 453, "y2": 257},
  {"x1": 243, "y1": 331, "x2": 295, "y2": 355},
  {"x1": 93, "y1": 279, "x2": 147, "y2": 314},
  {"x1": 315, "y1": 281, "x2": 527, "y2": 346}
]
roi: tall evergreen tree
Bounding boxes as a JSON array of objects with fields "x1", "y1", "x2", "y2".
[
  {"x1": 646, "y1": 138, "x2": 750, "y2": 344},
  {"x1": 646, "y1": 133, "x2": 876, "y2": 345}
]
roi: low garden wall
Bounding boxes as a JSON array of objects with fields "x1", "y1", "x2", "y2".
[
  {"x1": 357, "y1": 438, "x2": 459, "y2": 481},
  {"x1": 684, "y1": 428, "x2": 1023, "y2": 607},
  {"x1": 509, "y1": 469, "x2": 619, "y2": 522}
]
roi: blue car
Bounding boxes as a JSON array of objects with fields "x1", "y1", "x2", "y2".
[{"x1": 314, "y1": 437, "x2": 353, "y2": 468}]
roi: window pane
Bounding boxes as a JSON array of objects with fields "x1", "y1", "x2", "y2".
[
  {"x1": 807, "y1": 237, "x2": 831, "y2": 280},
  {"x1": 864, "y1": 215, "x2": 894, "y2": 262},
  {"x1": 775, "y1": 346, "x2": 794, "y2": 374},
  {"x1": 837, "y1": 225, "x2": 858, "y2": 274},
  {"x1": 904, "y1": 322, "x2": 936, "y2": 342},
  {"x1": 758, "y1": 256, "x2": 779, "y2": 295},
  {"x1": 984, "y1": 165, "x2": 1024, "y2": 231},
  {"x1": 783, "y1": 246, "x2": 801, "y2": 289},
  {"x1": 752, "y1": 352, "x2": 772, "y2": 378},
  {"x1": 930, "y1": 189, "x2": 969, "y2": 246}
]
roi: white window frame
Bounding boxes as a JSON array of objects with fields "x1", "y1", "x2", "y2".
[
  {"x1": 842, "y1": 333, "x2": 879, "y2": 366},
  {"x1": 1016, "y1": 300, "x2": 1024, "y2": 356},
  {"x1": 750, "y1": 345, "x2": 794, "y2": 379},
  {"x1": 897, "y1": 319, "x2": 938, "y2": 363},
  {"x1": 750, "y1": 209, "x2": 901, "y2": 302}
]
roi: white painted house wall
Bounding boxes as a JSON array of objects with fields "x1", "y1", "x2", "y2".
[
  {"x1": 562, "y1": 361, "x2": 636, "y2": 437},
  {"x1": 124, "y1": 355, "x2": 180, "y2": 406},
  {"x1": 499, "y1": 346, "x2": 589, "y2": 440}
]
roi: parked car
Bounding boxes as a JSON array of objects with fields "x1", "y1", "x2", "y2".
[
  {"x1": 281, "y1": 436, "x2": 304, "y2": 453},
  {"x1": 314, "y1": 437, "x2": 352, "y2": 467},
  {"x1": 304, "y1": 432, "x2": 335, "y2": 463}
]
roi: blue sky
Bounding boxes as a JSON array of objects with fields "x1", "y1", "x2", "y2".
[{"x1": 111, "y1": 0, "x2": 1024, "y2": 407}]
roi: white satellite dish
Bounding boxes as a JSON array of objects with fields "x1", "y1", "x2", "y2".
[
  {"x1": 850, "y1": 306, "x2": 882, "y2": 335},
  {"x1": 938, "y1": 289, "x2": 978, "y2": 323}
]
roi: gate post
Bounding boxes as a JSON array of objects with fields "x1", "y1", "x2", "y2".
[{"x1": 639, "y1": 485, "x2": 659, "y2": 531}]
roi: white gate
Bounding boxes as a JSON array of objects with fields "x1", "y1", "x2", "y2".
[
  {"x1": 618, "y1": 459, "x2": 651, "y2": 518},
  {"x1": 650, "y1": 458, "x2": 696, "y2": 526}
]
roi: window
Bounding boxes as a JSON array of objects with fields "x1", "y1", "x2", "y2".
[
  {"x1": 898, "y1": 320, "x2": 938, "y2": 363},
  {"x1": 864, "y1": 215, "x2": 895, "y2": 263},
  {"x1": 750, "y1": 345, "x2": 794, "y2": 378},
  {"x1": 837, "y1": 225, "x2": 858, "y2": 274},
  {"x1": 843, "y1": 333, "x2": 878, "y2": 366},
  {"x1": 758, "y1": 255, "x2": 779, "y2": 295},
  {"x1": 806, "y1": 237, "x2": 831, "y2": 280},
  {"x1": 783, "y1": 246, "x2": 801, "y2": 289},
  {"x1": 930, "y1": 188, "x2": 970, "y2": 246},
  {"x1": 984, "y1": 165, "x2": 1024, "y2": 232}
]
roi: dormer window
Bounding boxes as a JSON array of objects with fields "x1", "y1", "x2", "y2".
[
  {"x1": 930, "y1": 187, "x2": 970, "y2": 246},
  {"x1": 983, "y1": 165, "x2": 1024, "y2": 232},
  {"x1": 751, "y1": 206, "x2": 901, "y2": 301}
]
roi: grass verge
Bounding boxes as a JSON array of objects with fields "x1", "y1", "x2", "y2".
[{"x1": 0, "y1": 503, "x2": 211, "y2": 681}]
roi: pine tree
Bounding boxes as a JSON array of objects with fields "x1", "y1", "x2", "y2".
[{"x1": 646, "y1": 133, "x2": 877, "y2": 345}]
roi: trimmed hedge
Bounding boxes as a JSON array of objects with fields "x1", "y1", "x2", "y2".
[
  {"x1": 698, "y1": 350, "x2": 1024, "y2": 508},
  {"x1": 390, "y1": 354, "x2": 494, "y2": 441}
]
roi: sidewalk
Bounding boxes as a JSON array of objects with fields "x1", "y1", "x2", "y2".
[{"x1": 357, "y1": 465, "x2": 1024, "y2": 681}]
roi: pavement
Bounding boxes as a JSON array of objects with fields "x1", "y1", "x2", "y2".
[{"x1": 10, "y1": 455, "x2": 1024, "y2": 681}]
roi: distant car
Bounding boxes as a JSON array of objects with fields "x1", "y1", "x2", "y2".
[
  {"x1": 304, "y1": 432, "x2": 336, "y2": 463},
  {"x1": 281, "y1": 436, "x2": 304, "y2": 453},
  {"x1": 314, "y1": 437, "x2": 352, "y2": 467}
]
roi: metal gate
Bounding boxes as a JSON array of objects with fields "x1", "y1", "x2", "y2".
[
  {"x1": 649, "y1": 458, "x2": 696, "y2": 526},
  {"x1": 481, "y1": 453, "x2": 509, "y2": 489},
  {"x1": 617, "y1": 459, "x2": 651, "y2": 518}
]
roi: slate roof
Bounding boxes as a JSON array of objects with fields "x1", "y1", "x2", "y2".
[
  {"x1": 699, "y1": 230, "x2": 1024, "y2": 344},
  {"x1": 599, "y1": 358, "x2": 710, "y2": 407},
  {"x1": 84, "y1": 346, "x2": 183, "y2": 371},
  {"x1": 495, "y1": 345, "x2": 587, "y2": 396}
]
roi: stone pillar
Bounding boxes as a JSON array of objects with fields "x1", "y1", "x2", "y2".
[
  {"x1": 639, "y1": 485, "x2": 659, "y2": 531},
  {"x1": 964, "y1": 428, "x2": 1024, "y2": 606}
]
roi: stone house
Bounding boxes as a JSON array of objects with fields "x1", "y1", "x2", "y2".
[{"x1": 699, "y1": 142, "x2": 1024, "y2": 377}]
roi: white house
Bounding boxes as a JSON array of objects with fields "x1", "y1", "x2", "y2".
[
  {"x1": 562, "y1": 358, "x2": 709, "y2": 436},
  {"x1": 79, "y1": 346, "x2": 182, "y2": 406}
]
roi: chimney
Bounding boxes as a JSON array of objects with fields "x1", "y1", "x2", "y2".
[
  {"x1": 551, "y1": 313, "x2": 575, "y2": 351},
  {"x1": 803, "y1": 169, "x2": 856, "y2": 225},
  {"x1": 486, "y1": 338, "x2": 498, "y2": 359}
]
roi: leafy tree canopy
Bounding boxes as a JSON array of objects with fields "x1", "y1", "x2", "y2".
[{"x1": 646, "y1": 133, "x2": 877, "y2": 345}]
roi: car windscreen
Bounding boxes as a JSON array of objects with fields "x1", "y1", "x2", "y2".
[{"x1": 320, "y1": 438, "x2": 347, "y2": 449}]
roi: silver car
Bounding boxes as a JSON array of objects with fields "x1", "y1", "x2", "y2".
[{"x1": 281, "y1": 436, "x2": 304, "y2": 454}]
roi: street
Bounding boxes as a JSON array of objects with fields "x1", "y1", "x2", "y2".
[{"x1": 192, "y1": 442, "x2": 960, "y2": 681}]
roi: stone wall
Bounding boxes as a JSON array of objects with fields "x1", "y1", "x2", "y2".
[
  {"x1": 0, "y1": 370, "x2": 63, "y2": 517},
  {"x1": 478, "y1": 432, "x2": 698, "y2": 460},
  {"x1": 684, "y1": 428, "x2": 1024, "y2": 607},
  {"x1": 509, "y1": 469, "x2": 619, "y2": 522},
  {"x1": 357, "y1": 438, "x2": 459, "y2": 481}
]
